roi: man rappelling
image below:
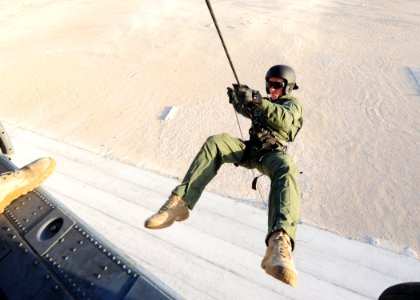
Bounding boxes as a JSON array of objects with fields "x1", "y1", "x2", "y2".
[{"x1": 145, "y1": 64, "x2": 303, "y2": 287}]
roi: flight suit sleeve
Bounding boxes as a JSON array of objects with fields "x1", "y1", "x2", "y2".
[
  {"x1": 256, "y1": 96, "x2": 303, "y2": 141},
  {"x1": 231, "y1": 100, "x2": 253, "y2": 119}
]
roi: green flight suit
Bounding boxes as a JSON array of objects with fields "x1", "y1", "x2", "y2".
[{"x1": 172, "y1": 94, "x2": 303, "y2": 248}]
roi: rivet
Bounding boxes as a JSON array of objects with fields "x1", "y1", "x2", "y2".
[
  {"x1": 98, "y1": 245, "x2": 102, "y2": 249},
  {"x1": 90, "y1": 282, "x2": 95, "y2": 287},
  {"x1": 18, "y1": 242, "x2": 23, "y2": 247},
  {"x1": 122, "y1": 265, "x2": 126, "y2": 270},
  {"x1": 78, "y1": 240, "x2": 84, "y2": 245},
  {"x1": 33, "y1": 212, "x2": 37, "y2": 216},
  {"x1": 71, "y1": 247, "x2": 77, "y2": 252},
  {"x1": 63, "y1": 256, "x2": 69, "y2": 261},
  {"x1": 53, "y1": 284, "x2": 59, "y2": 291},
  {"x1": 33, "y1": 261, "x2": 39, "y2": 266},
  {"x1": 117, "y1": 260, "x2": 121, "y2": 265},
  {"x1": 11, "y1": 234, "x2": 16, "y2": 239},
  {"x1": 74, "y1": 225, "x2": 79, "y2": 229},
  {"x1": 45, "y1": 274, "x2": 51, "y2": 280},
  {"x1": 5, "y1": 227, "x2": 10, "y2": 232},
  {"x1": 96, "y1": 274, "x2": 101, "y2": 279},
  {"x1": 60, "y1": 238, "x2": 65, "y2": 243},
  {"x1": 103, "y1": 266, "x2": 108, "y2": 271},
  {"x1": 127, "y1": 269, "x2": 132, "y2": 274}
]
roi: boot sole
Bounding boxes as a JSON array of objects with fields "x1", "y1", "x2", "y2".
[
  {"x1": 261, "y1": 247, "x2": 273, "y2": 270},
  {"x1": 261, "y1": 259, "x2": 267, "y2": 270},
  {"x1": 144, "y1": 210, "x2": 189, "y2": 229},
  {"x1": 0, "y1": 159, "x2": 56, "y2": 214},
  {"x1": 264, "y1": 265, "x2": 298, "y2": 287}
]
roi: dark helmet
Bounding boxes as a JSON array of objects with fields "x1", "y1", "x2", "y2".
[{"x1": 265, "y1": 65, "x2": 299, "y2": 94}]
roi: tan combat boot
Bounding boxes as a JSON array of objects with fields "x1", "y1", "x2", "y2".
[
  {"x1": 261, "y1": 230, "x2": 298, "y2": 287},
  {"x1": 0, "y1": 157, "x2": 56, "y2": 213},
  {"x1": 144, "y1": 194, "x2": 189, "y2": 229}
]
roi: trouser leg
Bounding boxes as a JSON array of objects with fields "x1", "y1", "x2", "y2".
[
  {"x1": 260, "y1": 151, "x2": 301, "y2": 249},
  {"x1": 172, "y1": 133, "x2": 245, "y2": 209}
]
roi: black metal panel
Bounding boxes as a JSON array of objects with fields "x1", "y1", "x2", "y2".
[
  {"x1": 4, "y1": 189, "x2": 56, "y2": 235},
  {"x1": 25, "y1": 208, "x2": 75, "y2": 256},
  {"x1": 124, "y1": 275, "x2": 173, "y2": 300},
  {"x1": 0, "y1": 214, "x2": 73, "y2": 300},
  {"x1": 42, "y1": 224, "x2": 137, "y2": 299},
  {"x1": 0, "y1": 155, "x2": 179, "y2": 300}
]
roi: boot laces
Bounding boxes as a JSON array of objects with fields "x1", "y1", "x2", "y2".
[
  {"x1": 276, "y1": 232, "x2": 292, "y2": 259},
  {"x1": 159, "y1": 196, "x2": 179, "y2": 212}
]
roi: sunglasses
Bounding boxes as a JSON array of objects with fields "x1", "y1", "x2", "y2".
[{"x1": 267, "y1": 81, "x2": 286, "y2": 89}]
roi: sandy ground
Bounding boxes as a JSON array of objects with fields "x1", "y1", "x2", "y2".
[{"x1": 0, "y1": 0, "x2": 419, "y2": 257}]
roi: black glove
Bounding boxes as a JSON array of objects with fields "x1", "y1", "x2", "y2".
[
  {"x1": 229, "y1": 84, "x2": 262, "y2": 107},
  {"x1": 227, "y1": 86, "x2": 237, "y2": 104}
]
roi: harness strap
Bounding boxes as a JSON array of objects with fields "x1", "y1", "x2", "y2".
[
  {"x1": 234, "y1": 135, "x2": 287, "y2": 190},
  {"x1": 252, "y1": 174, "x2": 266, "y2": 190}
]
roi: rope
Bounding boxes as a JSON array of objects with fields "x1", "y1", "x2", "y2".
[{"x1": 205, "y1": 0, "x2": 267, "y2": 209}]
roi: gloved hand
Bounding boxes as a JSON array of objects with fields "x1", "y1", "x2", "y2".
[
  {"x1": 227, "y1": 84, "x2": 262, "y2": 107},
  {"x1": 227, "y1": 86, "x2": 237, "y2": 104}
]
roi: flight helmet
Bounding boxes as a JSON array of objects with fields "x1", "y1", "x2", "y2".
[{"x1": 265, "y1": 65, "x2": 299, "y2": 94}]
